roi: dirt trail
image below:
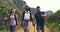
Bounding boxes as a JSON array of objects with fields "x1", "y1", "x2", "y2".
[{"x1": 17, "y1": 22, "x2": 50, "y2": 32}]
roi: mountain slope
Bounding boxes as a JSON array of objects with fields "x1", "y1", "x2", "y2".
[{"x1": 47, "y1": 10, "x2": 60, "y2": 32}]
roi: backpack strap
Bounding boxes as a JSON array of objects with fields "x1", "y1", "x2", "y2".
[
  {"x1": 14, "y1": 14, "x2": 18, "y2": 25},
  {"x1": 9, "y1": 14, "x2": 11, "y2": 20}
]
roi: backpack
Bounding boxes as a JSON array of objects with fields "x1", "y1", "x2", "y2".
[{"x1": 9, "y1": 14, "x2": 18, "y2": 25}]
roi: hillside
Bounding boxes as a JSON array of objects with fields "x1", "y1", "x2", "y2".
[
  {"x1": 0, "y1": 0, "x2": 26, "y2": 10},
  {"x1": 0, "y1": 0, "x2": 26, "y2": 21},
  {"x1": 47, "y1": 10, "x2": 60, "y2": 32},
  {"x1": 0, "y1": 0, "x2": 59, "y2": 32},
  {"x1": 0, "y1": 0, "x2": 26, "y2": 32}
]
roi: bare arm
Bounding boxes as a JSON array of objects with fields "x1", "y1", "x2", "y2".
[
  {"x1": 42, "y1": 14, "x2": 47, "y2": 17},
  {"x1": 33, "y1": 18, "x2": 36, "y2": 26},
  {"x1": 4, "y1": 17, "x2": 8, "y2": 20}
]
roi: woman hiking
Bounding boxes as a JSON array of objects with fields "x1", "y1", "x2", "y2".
[
  {"x1": 22, "y1": 5, "x2": 32, "y2": 32},
  {"x1": 4, "y1": 8, "x2": 19, "y2": 32}
]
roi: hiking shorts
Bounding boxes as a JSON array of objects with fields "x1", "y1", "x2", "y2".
[{"x1": 36, "y1": 24, "x2": 44, "y2": 30}]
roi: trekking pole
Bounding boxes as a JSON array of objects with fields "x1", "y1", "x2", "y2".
[
  {"x1": 33, "y1": 23, "x2": 35, "y2": 32},
  {"x1": 34, "y1": 25, "x2": 35, "y2": 32}
]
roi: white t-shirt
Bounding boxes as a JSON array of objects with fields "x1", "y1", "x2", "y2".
[{"x1": 24, "y1": 11, "x2": 30, "y2": 20}]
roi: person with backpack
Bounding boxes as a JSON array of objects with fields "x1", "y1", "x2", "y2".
[
  {"x1": 33, "y1": 6, "x2": 47, "y2": 32},
  {"x1": 22, "y1": 5, "x2": 32, "y2": 32},
  {"x1": 4, "y1": 8, "x2": 18, "y2": 32}
]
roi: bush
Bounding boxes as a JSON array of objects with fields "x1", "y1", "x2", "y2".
[{"x1": 46, "y1": 10, "x2": 60, "y2": 32}]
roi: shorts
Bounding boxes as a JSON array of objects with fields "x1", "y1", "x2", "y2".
[{"x1": 36, "y1": 24, "x2": 44, "y2": 30}]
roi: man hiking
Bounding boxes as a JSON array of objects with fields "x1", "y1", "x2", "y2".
[{"x1": 33, "y1": 6, "x2": 47, "y2": 32}]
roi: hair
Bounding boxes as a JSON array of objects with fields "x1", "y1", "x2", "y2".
[
  {"x1": 36, "y1": 6, "x2": 40, "y2": 9},
  {"x1": 10, "y1": 8, "x2": 15, "y2": 14},
  {"x1": 25, "y1": 5, "x2": 31, "y2": 12}
]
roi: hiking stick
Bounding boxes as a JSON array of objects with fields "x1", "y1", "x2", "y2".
[
  {"x1": 34, "y1": 25, "x2": 35, "y2": 32},
  {"x1": 33, "y1": 23, "x2": 35, "y2": 32}
]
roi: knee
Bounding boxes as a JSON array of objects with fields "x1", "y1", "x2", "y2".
[{"x1": 37, "y1": 30, "x2": 40, "y2": 32}]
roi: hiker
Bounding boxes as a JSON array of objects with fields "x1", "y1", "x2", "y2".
[
  {"x1": 22, "y1": 5, "x2": 32, "y2": 32},
  {"x1": 33, "y1": 6, "x2": 47, "y2": 32},
  {"x1": 4, "y1": 8, "x2": 19, "y2": 32}
]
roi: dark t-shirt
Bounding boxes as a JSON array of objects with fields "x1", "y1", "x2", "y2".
[{"x1": 35, "y1": 12, "x2": 45, "y2": 25}]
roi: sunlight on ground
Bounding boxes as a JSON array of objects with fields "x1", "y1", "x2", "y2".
[{"x1": 17, "y1": 22, "x2": 50, "y2": 32}]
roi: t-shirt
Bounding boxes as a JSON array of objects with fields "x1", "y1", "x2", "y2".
[
  {"x1": 24, "y1": 11, "x2": 30, "y2": 20},
  {"x1": 9, "y1": 14, "x2": 16, "y2": 26},
  {"x1": 35, "y1": 12, "x2": 45, "y2": 25}
]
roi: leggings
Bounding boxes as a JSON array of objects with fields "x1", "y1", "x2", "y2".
[{"x1": 23, "y1": 20, "x2": 30, "y2": 32}]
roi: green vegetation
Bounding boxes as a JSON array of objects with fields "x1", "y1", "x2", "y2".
[
  {"x1": 46, "y1": 10, "x2": 60, "y2": 32},
  {"x1": 0, "y1": 0, "x2": 59, "y2": 32},
  {"x1": 0, "y1": 0, "x2": 26, "y2": 32}
]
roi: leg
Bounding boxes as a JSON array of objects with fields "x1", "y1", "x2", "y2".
[
  {"x1": 23, "y1": 20, "x2": 28, "y2": 32},
  {"x1": 23, "y1": 20, "x2": 30, "y2": 32},
  {"x1": 42, "y1": 30, "x2": 44, "y2": 32},
  {"x1": 37, "y1": 24, "x2": 44, "y2": 32},
  {"x1": 37, "y1": 30, "x2": 40, "y2": 32},
  {"x1": 23, "y1": 23, "x2": 27, "y2": 32},
  {"x1": 37, "y1": 25, "x2": 41, "y2": 32},
  {"x1": 24, "y1": 27, "x2": 27, "y2": 32},
  {"x1": 10, "y1": 25, "x2": 16, "y2": 32},
  {"x1": 41, "y1": 25, "x2": 44, "y2": 32},
  {"x1": 26, "y1": 21, "x2": 30, "y2": 32}
]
